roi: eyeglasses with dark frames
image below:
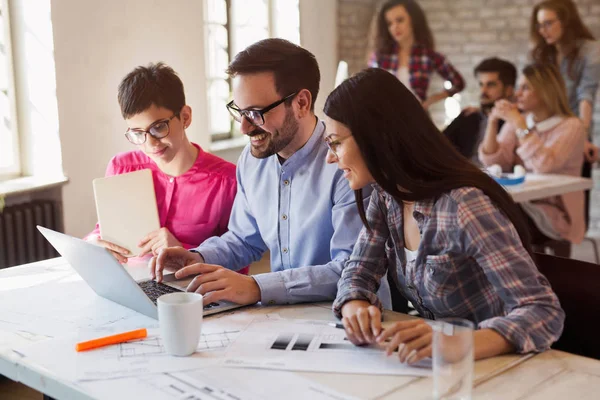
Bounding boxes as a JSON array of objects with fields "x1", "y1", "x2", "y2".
[
  {"x1": 226, "y1": 92, "x2": 298, "y2": 127},
  {"x1": 124, "y1": 114, "x2": 179, "y2": 145}
]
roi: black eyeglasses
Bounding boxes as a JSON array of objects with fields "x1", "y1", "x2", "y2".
[
  {"x1": 226, "y1": 92, "x2": 297, "y2": 127},
  {"x1": 124, "y1": 114, "x2": 179, "y2": 145}
]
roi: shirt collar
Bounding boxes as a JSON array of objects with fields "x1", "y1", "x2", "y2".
[
  {"x1": 159, "y1": 143, "x2": 204, "y2": 182},
  {"x1": 278, "y1": 116, "x2": 325, "y2": 170},
  {"x1": 526, "y1": 113, "x2": 565, "y2": 132},
  {"x1": 371, "y1": 183, "x2": 435, "y2": 218}
]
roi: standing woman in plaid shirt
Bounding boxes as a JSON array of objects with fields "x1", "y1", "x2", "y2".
[
  {"x1": 323, "y1": 68, "x2": 564, "y2": 365},
  {"x1": 368, "y1": 0, "x2": 465, "y2": 109}
]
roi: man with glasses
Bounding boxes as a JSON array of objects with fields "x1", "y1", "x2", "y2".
[
  {"x1": 85, "y1": 63, "x2": 248, "y2": 274},
  {"x1": 150, "y1": 38, "x2": 391, "y2": 309}
]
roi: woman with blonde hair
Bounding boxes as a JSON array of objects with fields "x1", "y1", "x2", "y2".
[
  {"x1": 530, "y1": 0, "x2": 600, "y2": 162},
  {"x1": 368, "y1": 0, "x2": 464, "y2": 109},
  {"x1": 479, "y1": 63, "x2": 585, "y2": 246}
]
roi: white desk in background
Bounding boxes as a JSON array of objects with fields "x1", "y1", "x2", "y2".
[
  {"x1": 1, "y1": 258, "x2": 600, "y2": 400},
  {"x1": 506, "y1": 173, "x2": 593, "y2": 203}
]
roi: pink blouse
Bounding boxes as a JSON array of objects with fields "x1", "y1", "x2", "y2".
[
  {"x1": 87, "y1": 143, "x2": 249, "y2": 274},
  {"x1": 479, "y1": 115, "x2": 586, "y2": 243}
]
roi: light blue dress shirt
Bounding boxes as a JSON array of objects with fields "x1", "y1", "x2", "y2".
[{"x1": 194, "y1": 118, "x2": 391, "y2": 307}]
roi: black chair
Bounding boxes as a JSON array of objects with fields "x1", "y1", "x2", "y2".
[{"x1": 533, "y1": 252, "x2": 600, "y2": 359}]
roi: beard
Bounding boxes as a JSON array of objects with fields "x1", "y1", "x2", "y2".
[
  {"x1": 249, "y1": 107, "x2": 299, "y2": 159},
  {"x1": 480, "y1": 102, "x2": 494, "y2": 114}
]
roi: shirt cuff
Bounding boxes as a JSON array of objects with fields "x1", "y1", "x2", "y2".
[
  {"x1": 516, "y1": 134, "x2": 543, "y2": 160},
  {"x1": 577, "y1": 92, "x2": 595, "y2": 104},
  {"x1": 193, "y1": 246, "x2": 220, "y2": 267},
  {"x1": 253, "y1": 272, "x2": 289, "y2": 305},
  {"x1": 478, "y1": 316, "x2": 538, "y2": 353}
]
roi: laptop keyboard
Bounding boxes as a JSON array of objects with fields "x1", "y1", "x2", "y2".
[{"x1": 138, "y1": 280, "x2": 220, "y2": 310}]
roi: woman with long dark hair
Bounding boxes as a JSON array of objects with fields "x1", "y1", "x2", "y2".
[
  {"x1": 368, "y1": 0, "x2": 465, "y2": 109},
  {"x1": 324, "y1": 68, "x2": 564, "y2": 364},
  {"x1": 530, "y1": 0, "x2": 600, "y2": 163}
]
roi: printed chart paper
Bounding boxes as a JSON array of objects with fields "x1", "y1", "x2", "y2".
[{"x1": 222, "y1": 318, "x2": 432, "y2": 376}]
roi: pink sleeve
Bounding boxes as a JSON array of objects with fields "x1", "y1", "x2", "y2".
[
  {"x1": 83, "y1": 158, "x2": 119, "y2": 240},
  {"x1": 516, "y1": 119, "x2": 585, "y2": 173},
  {"x1": 217, "y1": 175, "x2": 238, "y2": 236},
  {"x1": 478, "y1": 122, "x2": 519, "y2": 172}
]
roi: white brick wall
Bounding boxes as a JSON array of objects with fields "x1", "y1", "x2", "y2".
[{"x1": 338, "y1": 0, "x2": 600, "y2": 232}]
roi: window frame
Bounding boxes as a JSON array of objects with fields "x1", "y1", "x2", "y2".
[
  {"x1": 0, "y1": 0, "x2": 21, "y2": 180},
  {"x1": 205, "y1": 0, "x2": 299, "y2": 142}
]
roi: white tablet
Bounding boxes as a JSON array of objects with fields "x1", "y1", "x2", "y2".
[{"x1": 93, "y1": 169, "x2": 160, "y2": 256}]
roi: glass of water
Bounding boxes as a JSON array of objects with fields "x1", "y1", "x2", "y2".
[{"x1": 432, "y1": 318, "x2": 474, "y2": 400}]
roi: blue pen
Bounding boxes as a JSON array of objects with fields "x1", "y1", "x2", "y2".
[{"x1": 328, "y1": 322, "x2": 344, "y2": 329}]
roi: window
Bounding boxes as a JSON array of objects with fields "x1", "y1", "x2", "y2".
[
  {"x1": 205, "y1": 0, "x2": 300, "y2": 141},
  {"x1": 0, "y1": 0, "x2": 19, "y2": 179}
]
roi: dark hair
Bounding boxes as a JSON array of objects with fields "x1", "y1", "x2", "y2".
[
  {"x1": 530, "y1": 0, "x2": 595, "y2": 79},
  {"x1": 324, "y1": 68, "x2": 531, "y2": 253},
  {"x1": 117, "y1": 62, "x2": 185, "y2": 119},
  {"x1": 473, "y1": 57, "x2": 517, "y2": 87},
  {"x1": 226, "y1": 38, "x2": 320, "y2": 112},
  {"x1": 371, "y1": 0, "x2": 435, "y2": 57}
]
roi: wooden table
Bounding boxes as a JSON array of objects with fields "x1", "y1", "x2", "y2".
[
  {"x1": 505, "y1": 173, "x2": 593, "y2": 203},
  {"x1": 1, "y1": 258, "x2": 599, "y2": 399}
]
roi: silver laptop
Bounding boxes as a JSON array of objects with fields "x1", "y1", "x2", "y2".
[{"x1": 37, "y1": 226, "x2": 245, "y2": 319}]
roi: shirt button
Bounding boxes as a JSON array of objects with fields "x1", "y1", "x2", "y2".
[
  {"x1": 283, "y1": 180, "x2": 290, "y2": 186},
  {"x1": 268, "y1": 300, "x2": 276, "y2": 305},
  {"x1": 283, "y1": 248, "x2": 289, "y2": 253},
  {"x1": 282, "y1": 214, "x2": 288, "y2": 220},
  {"x1": 169, "y1": 177, "x2": 174, "y2": 183}
]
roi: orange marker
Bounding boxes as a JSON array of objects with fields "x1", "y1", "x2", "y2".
[{"x1": 75, "y1": 328, "x2": 147, "y2": 352}]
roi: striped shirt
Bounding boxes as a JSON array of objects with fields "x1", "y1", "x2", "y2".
[{"x1": 333, "y1": 185, "x2": 565, "y2": 353}]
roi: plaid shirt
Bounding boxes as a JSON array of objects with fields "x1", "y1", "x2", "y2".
[
  {"x1": 333, "y1": 185, "x2": 565, "y2": 353},
  {"x1": 368, "y1": 44, "x2": 465, "y2": 101}
]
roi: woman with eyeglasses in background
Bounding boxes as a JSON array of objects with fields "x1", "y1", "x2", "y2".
[
  {"x1": 85, "y1": 63, "x2": 248, "y2": 274},
  {"x1": 323, "y1": 68, "x2": 564, "y2": 365},
  {"x1": 531, "y1": 0, "x2": 600, "y2": 163},
  {"x1": 367, "y1": 0, "x2": 465, "y2": 109}
]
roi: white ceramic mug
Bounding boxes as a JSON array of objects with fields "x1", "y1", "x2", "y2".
[{"x1": 157, "y1": 292, "x2": 203, "y2": 356}]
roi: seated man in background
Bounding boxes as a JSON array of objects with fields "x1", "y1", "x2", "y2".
[
  {"x1": 444, "y1": 58, "x2": 516, "y2": 163},
  {"x1": 150, "y1": 38, "x2": 391, "y2": 309},
  {"x1": 85, "y1": 63, "x2": 248, "y2": 273}
]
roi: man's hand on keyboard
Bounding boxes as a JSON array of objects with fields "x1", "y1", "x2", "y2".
[
  {"x1": 175, "y1": 263, "x2": 261, "y2": 306},
  {"x1": 149, "y1": 247, "x2": 203, "y2": 282}
]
